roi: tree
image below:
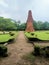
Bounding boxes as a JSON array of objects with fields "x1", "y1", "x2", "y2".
[
  {"x1": 42, "y1": 22, "x2": 49, "y2": 30},
  {"x1": 0, "y1": 17, "x2": 17, "y2": 31},
  {"x1": 33, "y1": 20, "x2": 38, "y2": 30}
]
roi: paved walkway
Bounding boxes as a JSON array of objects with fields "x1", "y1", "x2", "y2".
[{"x1": 0, "y1": 31, "x2": 33, "y2": 65}]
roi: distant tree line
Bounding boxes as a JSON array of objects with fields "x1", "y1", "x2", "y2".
[
  {"x1": 17, "y1": 20, "x2": 49, "y2": 30},
  {"x1": 0, "y1": 17, "x2": 49, "y2": 31},
  {"x1": 33, "y1": 21, "x2": 49, "y2": 30}
]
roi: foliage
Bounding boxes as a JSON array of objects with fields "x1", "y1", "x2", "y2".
[
  {"x1": 0, "y1": 17, "x2": 17, "y2": 31},
  {"x1": 33, "y1": 45, "x2": 49, "y2": 57},
  {"x1": 9, "y1": 32, "x2": 14, "y2": 36},
  {"x1": 45, "y1": 46, "x2": 49, "y2": 57},
  {"x1": 0, "y1": 45, "x2": 7, "y2": 57},
  {"x1": 17, "y1": 22, "x2": 26, "y2": 31},
  {"x1": 34, "y1": 45, "x2": 41, "y2": 55},
  {"x1": 0, "y1": 17, "x2": 49, "y2": 31},
  {"x1": 33, "y1": 21, "x2": 49, "y2": 30}
]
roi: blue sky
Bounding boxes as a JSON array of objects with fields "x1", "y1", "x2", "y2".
[{"x1": 0, "y1": 0, "x2": 49, "y2": 23}]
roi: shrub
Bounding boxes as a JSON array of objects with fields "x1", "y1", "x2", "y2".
[
  {"x1": 31, "y1": 33, "x2": 34, "y2": 35},
  {"x1": 8, "y1": 38, "x2": 14, "y2": 42},
  {"x1": 9, "y1": 31, "x2": 12, "y2": 34},
  {"x1": 40, "y1": 47, "x2": 46, "y2": 56},
  {"x1": 28, "y1": 32, "x2": 30, "y2": 33},
  {"x1": 33, "y1": 45, "x2": 49, "y2": 58},
  {"x1": 34, "y1": 45, "x2": 41, "y2": 56},
  {"x1": 0, "y1": 45, "x2": 7, "y2": 57},
  {"x1": 45, "y1": 46, "x2": 49, "y2": 57},
  {"x1": 9, "y1": 32, "x2": 14, "y2": 36}
]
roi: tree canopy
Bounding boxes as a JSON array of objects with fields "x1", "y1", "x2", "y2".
[
  {"x1": 0, "y1": 17, "x2": 49, "y2": 31},
  {"x1": 0, "y1": 17, "x2": 17, "y2": 31}
]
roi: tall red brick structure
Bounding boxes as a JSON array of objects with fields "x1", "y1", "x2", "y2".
[{"x1": 25, "y1": 10, "x2": 34, "y2": 32}]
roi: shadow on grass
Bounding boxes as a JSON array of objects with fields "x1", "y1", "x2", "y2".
[
  {"x1": 8, "y1": 38, "x2": 15, "y2": 44},
  {"x1": 27, "y1": 38, "x2": 49, "y2": 43}
]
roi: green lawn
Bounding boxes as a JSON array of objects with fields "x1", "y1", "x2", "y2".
[
  {"x1": 0, "y1": 31, "x2": 18, "y2": 43},
  {"x1": 25, "y1": 31, "x2": 49, "y2": 40}
]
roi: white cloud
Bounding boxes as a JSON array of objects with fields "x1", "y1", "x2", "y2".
[
  {"x1": 0, "y1": 10, "x2": 11, "y2": 18},
  {"x1": 0, "y1": 0, "x2": 49, "y2": 22},
  {"x1": 0, "y1": 0, "x2": 8, "y2": 7},
  {"x1": 30, "y1": 0, "x2": 49, "y2": 21},
  {"x1": 0, "y1": 13, "x2": 10, "y2": 18}
]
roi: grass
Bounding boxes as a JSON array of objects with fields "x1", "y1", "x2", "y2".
[
  {"x1": 25, "y1": 31, "x2": 49, "y2": 41},
  {"x1": 0, "y1": 34, "x2": 11, "y2": 42},
  {"x1": 0, "y1": 31, "x2": 18, "y2": 43}
]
